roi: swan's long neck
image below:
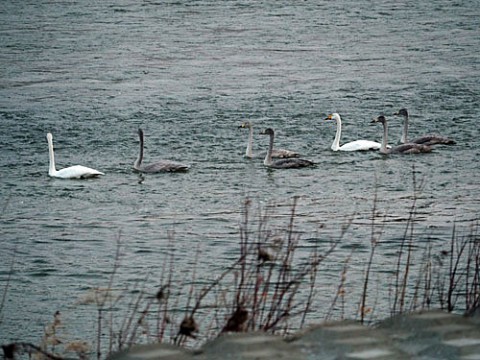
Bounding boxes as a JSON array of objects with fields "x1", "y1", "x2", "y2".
[
  {"x1": 134, "y1": 131, "x2": 144, "y2": 169},
  {"x1": 380, "y1": 120, "x2": 389, "y2": 154},
  {"x1": 331, "y1": 115, "x2": 342, "y2": 151},
  {"x1": 246, "y1": 125, "x2": 253, "y2": 158},
  {"x1": 264, "y1": 132, "x2": 274, "y2": 166},
  {"x1": 401, "y1": 113, "x2": 409, "y2": 144},
  {"x1": 47, "y1": 135, "x2": 57, "y2": 176}
]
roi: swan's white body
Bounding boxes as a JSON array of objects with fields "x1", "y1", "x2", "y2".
[
  {"x1": 239, "y1": 121, "x2": 299, "y2": 159},
  {"x1": 260, "y1": 128, "x2": 314, "y2": 169},
  {"x1": 394, "y1": 108, "x2": 456, "y2": 146},
  {"x1": 134, "y1": 128, "x2": 190, "y2": 173},
  {"x1": 371, "y1": 116, "x2": 432, "y2": 155},
  {"x1": 47, "y1": 133, "x2": 104, "y2": 179},
  {"x1": 325, "y1": 113, "x2": 383, "y2": 151}
]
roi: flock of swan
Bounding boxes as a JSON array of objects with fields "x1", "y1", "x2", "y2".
[{"x1": 46, "y1": 108, "x2": 455, "y2": 179}]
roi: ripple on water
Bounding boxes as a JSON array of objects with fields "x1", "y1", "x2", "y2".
[{"x1": 0, "y1": 0, "x2": 479, "y2": 346}]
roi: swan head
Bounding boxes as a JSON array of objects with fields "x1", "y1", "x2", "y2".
[
  {"x1": 393, "y1": 108, "x2": 408, "y2": 117},
  {"x1": 47, "y1": 133, "x2": 53, "y2": 142},
  {"x1": 238, "y1": 121, "x2": 252, "y2": 129},
  {"x1": 259, "y1": 128, "x2": 274, "y2": 136},
  {"x1": 325, "y1": 113, "x2": 341, "y2": 122},
  {"x1": 371, "y1": 115, "x2": 387, "y2": 124}
]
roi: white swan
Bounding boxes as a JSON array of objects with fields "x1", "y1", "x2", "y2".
[
  {"x1": 46, "y1": 133, "x2": 104, "y2": 179},
  {"x1": 238, "y1": 121, "x2": 299, "y2": 159},
  {"x1": 134, "y1": 128, "x2": 190, "y2": 173},
  {"x1": 259, "y1": 128, "x2": 314, "y2": 169},
  {"x1": 325, "y1": 113, "x2": 384, "y2": 151},
  {"x1": 371, "y1": 115, "x2": 432, "y2": 154},
  {"x1": 394, "y1": 108, "x2": 456, "y2": 146}
]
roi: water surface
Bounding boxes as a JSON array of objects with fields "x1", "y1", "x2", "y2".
[{"x1": 1, "y1": 0, "x2": 479, "y2": 346}]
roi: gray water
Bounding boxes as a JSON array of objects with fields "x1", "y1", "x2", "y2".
[{"x1": 1, "y1": 0, "x2": 479, "y2": 346}]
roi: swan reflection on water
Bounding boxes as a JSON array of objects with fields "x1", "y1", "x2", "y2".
[
  {"x1": 134, "y1": 128, "x2": 190, "y2": 173},
  {"x1": 46, "y1": 132, "x2": 104, "y2": 179}
]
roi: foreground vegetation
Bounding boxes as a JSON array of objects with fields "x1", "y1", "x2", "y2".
[{"x1": 1, "y1": 169, "x2": 479, "y2": 360}]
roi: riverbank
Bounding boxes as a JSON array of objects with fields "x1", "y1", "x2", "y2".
[{"x1": 109, "y1": 310, "x2": 480, "y2": 360}]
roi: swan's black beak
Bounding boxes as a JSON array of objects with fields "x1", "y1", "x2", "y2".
[{"x1": 370, "y1": 118, "x2": 377, "y2": 123}]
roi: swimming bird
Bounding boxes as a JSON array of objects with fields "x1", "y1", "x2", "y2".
[
  {"x1": 371, "y1": 115, "x2": 432, "y2": 154},
  {"x1": 259, "y1": 128, "x2": 314, "y2": 169},
  {"x1": 238, "y1": 121, "x2": 299, "y2": 159},
  {"x1": 393, "y1": 108, "x2": 456, "y2": 146},
  {"x1": 134, "y1": 128, "x2": 190, "y2": 173},
  {"x1": 325, "y1": 113, "x2": 383, "y2": 151},
  {"x1": 46, "y1": 133, "x2": 104, "y2": 179}
]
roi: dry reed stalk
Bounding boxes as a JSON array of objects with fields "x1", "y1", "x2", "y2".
[
  {"x1": 5, "y1": 189, "x2": 480, "y2": 360},
  {"x1": 299, "y1": 246, "x2": 319, "y2": 329},
  {"x1": 96, "y1": 232, "x2": 122, "y2": 360},
  {"x1": 122, "y1": 275, "x2": 152, "y2": 347},
  {"x1": 0, "y1": 198, "x2": 14, "y2": 326},
  {"x1": 465, "y1": 222, "x2": 480, "y2": 313},
  {"x1": 409, "y1": 238, "x2": 433, "y2": 312},
  {"x1": 0, "y1": 245, "x2": 16, "y2": 326},
  {"x1": 156, "y1": 236, "x2": 176, "y2": 343},
  {"x1": 326, "y1": 251, "x2": 353, "y2": 322},
  {"x1": 447, "y1": 223, "x2": 471, "y2": 312},
  {"x1": 392, "y1": 165, "x2": 425, "y2": 315},
  {"x1": 360, "y1": 182, "x2": 379, "y2": 324}
]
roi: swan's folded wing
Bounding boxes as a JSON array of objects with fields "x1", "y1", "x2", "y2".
[
  {"x1": 142, "y1": 161, "x2": 190, "y2": 173},
  {"x1": 271, "y1": 148, "x2": 300, "y2": 158},
  {"x1": 391, "y1": 144, "x2": 432, "y2": 154},
  {"x1": 412, "y1": 135, "x2": 456, "y2": 146},
  {"x1": 55, "y1": 165, "x2": 104, "y2": 179},
  {"x1": 271, "y1": 158, "x2": 314, "y2": 169},
  {"x1": 339, "y1": 140, "x2": 382, "y2": 151}
]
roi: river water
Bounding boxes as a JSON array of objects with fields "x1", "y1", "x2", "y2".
[{"x1": 1, "y1": 0, "x2": 479, "y2": 348}]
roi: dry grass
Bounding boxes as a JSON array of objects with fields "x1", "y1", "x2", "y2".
[{"x1": 2, "y1": 167, "x2": 479, "y2": 360}]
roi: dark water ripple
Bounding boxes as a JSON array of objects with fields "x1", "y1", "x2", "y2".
[{"x1": 1, "y1": 0, "x2": 479, "y2": 345}]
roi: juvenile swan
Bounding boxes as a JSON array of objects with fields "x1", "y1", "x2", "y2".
[
  {"x1": 325, "y1": 113, "x2": 383, "y2": 151},
  {"x1": 46, "y1": 133, "x2": 104, "y2": 179},
  {"x1": 238, "y1": 121, "x2": 299, "y2": 159},
  {"x1": 134, "y1": 128, "x2": 190, "y2": 173},
  {"x1": 259, "y1": 128, "x2": 314, "y2": 169},
  {"x1": 394, "y1": 108, "x2": 456, "y2": 146},
  {"x1": 371, "y1": 116, "x2": 432, "y2": 154}
]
